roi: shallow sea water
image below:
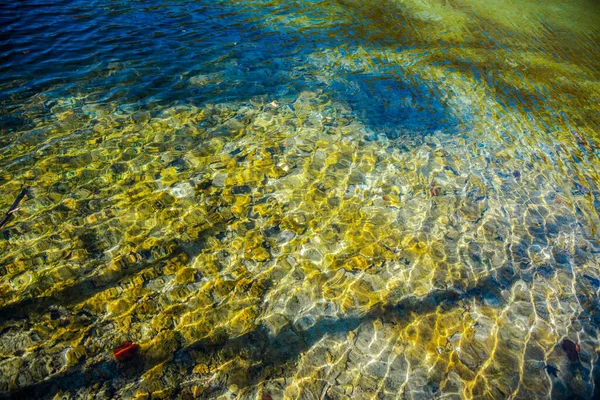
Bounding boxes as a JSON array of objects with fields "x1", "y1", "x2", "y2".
[{"x1": 1, "y1": 0, "x2": 600, "y2": 399}]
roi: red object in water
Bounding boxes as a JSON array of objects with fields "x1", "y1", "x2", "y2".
[
  {"x1": 561, "y1": 339, "x2": 580, "y2": 362},
  {"x1": 113, "y1": 340, "x2": 140, "y2": 361}
]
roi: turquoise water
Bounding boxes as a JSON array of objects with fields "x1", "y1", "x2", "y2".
[{"x1": 1, "y1": 0, "x2": 600, "y2": 399}]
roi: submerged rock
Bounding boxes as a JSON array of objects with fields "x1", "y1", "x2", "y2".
[{"x1": 561, "y1": 339, "x2": 580, "y2": 362}]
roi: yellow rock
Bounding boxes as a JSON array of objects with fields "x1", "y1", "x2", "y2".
[
  {"x1": 280, "y1": 215, "x2": 307, "y2": 234},
  {"x1": 359, "y1": 244, "x2": 377, "y2": 259},
  {"x1": 134, "y1": 390, "x2": 150, "y2": 400},
  {"x1": 64, "y1": 345, "x2": 87, "y2": 366},
  {"x1": 243, "y1": 231, "x2": 264, "y2": 252},
  {"x1": 414, "y1": 286, "x2": 429, "y2": 297},
  {"x1": 149, "y1": 389, "x2": 171, "y2": 400},
  {"x1": 62, "y1": 198, "x2": 77, "y2": 210},
  {"x1": 266, "y1": 165, "x2": 287, "y2": 178},
  {"x1": 234, "y1": 194, "x2": 251, "y2": 206},
  {"x1": 341, "y1": 295, "x2": 357, "y2": 313},
  {"x1": 230, "y1": 204, "x2": 245, "y2": 216},
  {"x1": 193, "y1": 363, "x2": 210, "y2": 374},
  {"x1": 117, "y1": 315, "x2": 133, "y2": 329},
  {"x1": 248, "y1": 247, "x2": 270, "y2": 262},
  {"x1": 176, "y1": 267, "x2": 196, "y2": 284},
  {"x1": 107, "y1": 298, "x2": 131, "y2": 314},
  {"x1": 252, "y1": 203, "x2": 271, "y2": 216},
  {"x1": 342, "y1": 255, "x2": 370, "y2": 272},
  {"x1": 145, "y1": 330, "x2": 178, "y2": 367},
  {"x1": 248, "y1": 278, "x2": 268, "y2": 298},
  {"x1": 212, "y1": 279, "x2": 236, "y2": 298},
  {"x1": 229, "y1": 306, "x2": 259, "y2": 335}
]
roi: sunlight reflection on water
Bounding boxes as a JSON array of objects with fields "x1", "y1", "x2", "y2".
[{"x1": 1, "y1": 0, "x2": 600, "y2": 398}]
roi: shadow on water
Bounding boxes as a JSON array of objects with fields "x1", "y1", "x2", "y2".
[
  {"x1": 9, "y1": 263, "x2": 598, "y2": 399},
  {"x1": 1, "y1": 224, "x2": 597, "y2": 398},
  {"x1": 1, "y1": 266, "x2": 509, "y2": 399},
  {"x1": 0, "y1": 219, "x2": 231, "y2": 324},
  {"x1": 10, "y1": 262, "x2": 597, "y2": 399}
]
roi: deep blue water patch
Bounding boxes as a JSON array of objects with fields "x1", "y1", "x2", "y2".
[
  {"x1": 0, "y1": 0, "x2": 461, "y2": 139},
  {"x1": 330, "y1": 72, "x2": 459, "y2": 138}
]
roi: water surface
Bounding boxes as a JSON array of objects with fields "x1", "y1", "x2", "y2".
[{"x1": 1, "y1": 0, "x2": 600, "y2": 398}]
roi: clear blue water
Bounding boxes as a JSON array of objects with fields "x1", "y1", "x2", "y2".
[
  {"x1": 1, "y1": 0, "x2": 459, "y2": 135},
  {"x1": 1, "y1": 0, "x2": 600, "y2": 399}
]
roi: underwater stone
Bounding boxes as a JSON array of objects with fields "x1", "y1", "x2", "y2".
[
  {"x1": 341, "y1": 255, "x2": 370, "y2": 272},
  {"x1": 1, "y1": 29, "x2": 600, "y2": 398},
  {"x1": 64, "y1": 346, "x2": 86, "y2": 366},
  {"x1": 231, "y1": 185, "x2": 252, "y2": 195},
  {"x1": 132, "y1": 111, "x2": 151, "y2": 124},
  {"x1": 175, "y1": 267, "x2": 197, "y2": 284},
  {"x1": 212, "y1": 172, "x2": 227, "y2": 187},
  {"x1": 274, "y1": 230, "x2": 296, "y2": 244}
]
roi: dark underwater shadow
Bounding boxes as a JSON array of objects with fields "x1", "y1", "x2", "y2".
[
  {"x1": 3, "y1": 253, "x2": 598, "y2": 399},
  {"x1": 0, "y1": 264, "x2": 529, "y2": 399},
  {"x1": 0, "y1": 217, "x2": 231, "y2": 324},
  {"x1": 0, "y1": 276, "x2": 480, "y2": 398}
]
